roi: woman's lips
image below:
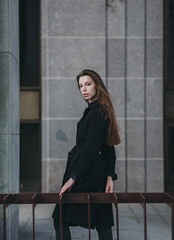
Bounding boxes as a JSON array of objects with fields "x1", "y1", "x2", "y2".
[{"x1": 83, "y1": 93, "x2": 89, "y2": 97}]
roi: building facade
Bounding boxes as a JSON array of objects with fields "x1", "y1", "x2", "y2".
[{"x1": 41, "y1": 0, "x2": 164, "y2": 193}]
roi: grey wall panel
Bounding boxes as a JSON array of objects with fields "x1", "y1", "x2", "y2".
[
  {"x1": 146, "y1": 119, "x2": 163, "y2": 158},
  {"x1": 127, "y1": 120, "x2": 144, "y2": 158},
  {"x1": 128, "y1": 160, "x2": 145, "y2": 192},
  {"x1": 49, "y1": 119, "x2": 77, "y2": 159},
  {"x1": 127, "y1": 79, "x2": 144, "y2": 118},
  {"x1": 48, "y1": 0, "x2": 105, "y2": 37},
  {"x1": 127, "y1": 0, "x2": 144, "y2": 37},
  {"x1": 48, "y1": 38, "x2": 106, "y2": 78},
  {"x1": 108, "y1": 0, "x2": 125, "y2": 37},
  {"x1": 147, "y1": 0, "x2": 163, "y2": 37},
  {"x1": 108, "y1": 79, "x2": 125, "y2": 118},
  {"x1": 49, "y1": 79, "x2": 86, "y2": 118},
  {"x1": 0, "y1": 0, "x2": 8, "y2": 51},
  {"x1": 49, "y1": 160, "x2": 67, "y2": 192},
  {"x1": 146, "y1": 79, "x2": 163, "y2": 118},
  {"x1": 127, "y1": 39, "x2": 144, "y2": 78}
]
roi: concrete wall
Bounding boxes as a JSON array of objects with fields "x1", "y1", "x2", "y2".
[
  {"x1": 0, "y1": 0, "x2": 19, "y2": 239},
  {"x1": 41, "y1": 0, "x2": 163, "y2": 193}
]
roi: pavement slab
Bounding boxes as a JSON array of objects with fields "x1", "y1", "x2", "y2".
[{"x1": 19, "y1": 203, "x2": 171, "y2": 240}]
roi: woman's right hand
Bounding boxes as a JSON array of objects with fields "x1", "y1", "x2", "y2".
[
  {"x1": 59, "y1": 178, "x2": 75, "y2": 196},
  {"x1": 105, "y1": 176, "x2": 114, "y2": 193}
]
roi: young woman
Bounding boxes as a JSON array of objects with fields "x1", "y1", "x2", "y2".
[{"x1": 52, "y1": 69, "x2": 121, "y2": 240}]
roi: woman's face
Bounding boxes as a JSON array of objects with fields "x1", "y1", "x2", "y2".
[{"x1": 78, "y1": 75, "x2": 97, "y2": 103}]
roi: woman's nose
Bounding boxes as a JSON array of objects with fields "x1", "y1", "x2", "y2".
[{"x1": 82, "y1": 86, "x2": 87, "y2": 92}]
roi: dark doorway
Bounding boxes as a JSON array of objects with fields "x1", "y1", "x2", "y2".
[
  {"x1": 19, "y1": 0, "x2": 41, "y2": 192},
  {"x1": 164, "y1": 0, "x2": 174, "y2": 192}
]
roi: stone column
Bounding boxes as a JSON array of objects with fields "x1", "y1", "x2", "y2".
[{"x1": 0, "y1": 0, "x2": 19, "y2": 239}]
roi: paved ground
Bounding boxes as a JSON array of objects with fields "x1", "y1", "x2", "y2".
[{"x1": 19, "y1": 203, "x2": 172, "y2": 240}]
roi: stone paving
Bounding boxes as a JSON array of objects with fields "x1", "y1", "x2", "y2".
[{"x1": 19, "y1": 203, "x2": 172, "y2": 240}]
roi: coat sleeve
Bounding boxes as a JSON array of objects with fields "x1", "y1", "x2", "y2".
[
  {"x1": 101, "y1": 145, "x2": 117, "y2": 180},
  {"x1": 70, "y1": 108, "x2": 106, "y2": 181}
]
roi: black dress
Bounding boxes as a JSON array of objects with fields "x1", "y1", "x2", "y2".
[{"x1": 52, "y1": 100, "x2": 117, "y2": 229}]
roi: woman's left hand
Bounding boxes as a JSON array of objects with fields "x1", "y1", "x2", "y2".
[
  {"x1": 105, "y1": 176, "x2": 114, "y2": 193},
  {"x1": 59, "y1": 178, "x2": 75, "y2": 196}
]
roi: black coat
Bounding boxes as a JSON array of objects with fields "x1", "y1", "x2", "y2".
[{"x1": 52, "y1": 100, "x2": 117, "y2": 229}]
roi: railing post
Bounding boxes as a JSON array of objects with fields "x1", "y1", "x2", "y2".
[
  {"x1": 32, "y1": 193, "x2": 37, "y2": 240},
  {"x1": 166, "y1": 193, "x2": 174, "y2": 240},
  {"x1": 139, "y1": 193, "x2": 147, "y2": 240},
  {"x1": 59, "y1": 194, "x2": 63, "y2": 240},
  {"x1": 2, "y1": 194, "x2": 9, "y2": 240},
  {"x1": 172, "y1": 201, "x2": 174, "y2": 240},
  {"x1": 3, "y1": 203, "x2": 6, "y2": 240},
  {"x1": 87, "y1": 194, "x2": 91, "y2": 240},
  {"x1": 113, "y1": 193, "x2": 119, "y2": 240}
]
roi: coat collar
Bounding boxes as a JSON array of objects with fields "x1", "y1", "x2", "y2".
[{"x1": 88, "y1": 99, "x2": 99, "y2": 109}]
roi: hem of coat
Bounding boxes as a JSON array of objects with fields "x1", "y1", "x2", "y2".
[{"x1": 53, "y1": 218, "x2": 114, "y2": 230}]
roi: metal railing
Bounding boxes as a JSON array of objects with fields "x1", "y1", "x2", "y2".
[{"x1": 0, "y1": 192, "x2": 174, "y2": 240}]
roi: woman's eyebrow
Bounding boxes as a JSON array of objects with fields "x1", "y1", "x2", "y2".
[
  {"x1": 79, "y1": 81, "x2": 91, "y2": 85},
  {"x1": 85, "y1": 81, "x2": 91, "y2": 84}
]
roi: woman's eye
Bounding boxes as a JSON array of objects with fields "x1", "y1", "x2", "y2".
[{"x1": 87, "y1": 83, "x2": 91, "y2": 86}]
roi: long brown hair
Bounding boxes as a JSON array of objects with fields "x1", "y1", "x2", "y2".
[{"x1": 76, "y1": 69, "x2": 121, "y2": 146}]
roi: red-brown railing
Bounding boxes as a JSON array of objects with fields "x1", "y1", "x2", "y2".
[{"x1": 0, "y1": 192, "x2": 174, "y2": 240}]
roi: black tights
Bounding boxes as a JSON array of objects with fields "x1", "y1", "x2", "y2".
[{"x1": 55, "y1": 224, "x2": 113, "y2": 240}]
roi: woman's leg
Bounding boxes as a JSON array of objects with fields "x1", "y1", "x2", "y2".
[
  {"x1": 55, "y1": 224, "x2": 71, "y2": 240},
  {"x1": 96, "y1": 227, "x2": 113, "y2": 240}
]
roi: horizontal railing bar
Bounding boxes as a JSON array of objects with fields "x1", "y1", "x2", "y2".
[
  {"x1": 0, "y1": 194, "x2": 8, "y2": 202},
  {"x1": 0, "y1": 193, "x2": 174, "y2": 205}
]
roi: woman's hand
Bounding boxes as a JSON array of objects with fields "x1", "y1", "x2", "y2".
[
  {"x1": 59, "y1": 178, "x2": 75, "y2": 196},
  {"x1": 105, "y1": 176, "x2": 114, "y2": 193}
]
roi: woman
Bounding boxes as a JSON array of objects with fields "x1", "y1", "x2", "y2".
[{"x1": 52, "y1": 69, "x2": 121, "y2": 240}]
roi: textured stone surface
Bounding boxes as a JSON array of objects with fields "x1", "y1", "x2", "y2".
[
  {"x1": 115, "y1": 119, "x2": 125, "y2": 159},
  {"x1": 42, "y1": 120, "x2": 48, "y2": 159},
  {"x1": 9, "y1": 0, "x2": 19, "y2": 60},
  {"x1": 42, "y1": 160, "x2": 48, "y2": 192},
  {"x1": 48, "y1": 0, "x2": 105, "y2": 36},
  {"x1": 127, "y1": 39, "x2": 144, "y2": 78},
  {"x1": 48, "y1": 38, "x2": 106, "y2": 78},
  {"x1": 41, "y1": 38, "x2": 47, "y2": 78},
  {"x1": 108, "y1": 39, "x2": 125, "y2": 77},
  {"x1": 108, "y1": 79, "x2": 125, "y2": 118},
  {"x1": 146, "y1": 120, "x2": 163, "y2": 158},
  {"x1": 42, "y1": 79, "x2": 47, "y2": 118},
  {"x1": 49, "y1": 160, "x2": 67, "y2": 192},
  {"x1": 10, "y1": 54, "x2": 19, "y2": 134},
  {"x1": 18, "y1": 204, "x2": 171, "y2": 240},
  {"x1": 0, "y1": 135, "x2": 9, "y2": 192},
  {"x1": 146, "y1": 39, "x2": 162, "y2": 78},
  {"x1": 10, "y1": 135, "x2": 19, "y2": 193},
  {"x1": 49, "y1": 119, "x2": 77, "y2": 159},
  {"x1": 41, "y1": 0, "x2": 164, "y2": 193},
  {"x1": 107, "y1": 0, "x2": 125, "y2": 37},
  {"x1": 127, "y1": 120, "x2": 144, "y2": 158},
  {"x1": 41, "y1": 0, "x2": 47, "y2": 37},
  {"x1": 146, "y1": 160, "x2": 164, "y2": 192},
  {"x1": 127, "y1": 0, "x2": 144, "y2": 37},
  {"x1": 9, "y1": 207, "x2": 19, "y2": 240},
  {"x1": 0, "y1": 53, "x2": 9, "y2": 134},
  {"x1": 128, "y1": 160, "x2": 145, "y2": 192},
  {"x1": 0, "y1": 0, "x2": 8, "y2": 51},
  {"x1": 127, "y1": 79, "x2": 144, "y2": 117},
  {"x1": 115, "y1": 159, "x2": 126, "y2": 192},
  {"x1": 146, "y1": 79, "x2": 162, "y2": 117},
  {"x1": 0, "y1": 1, "x2": 20, "y2": 239},
  {"x1": 49, "y1": 79, "x2": 86, "y2": 118},
  {"x1": 147, "y1": 0, "x2": 163, "y2": 37}
]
